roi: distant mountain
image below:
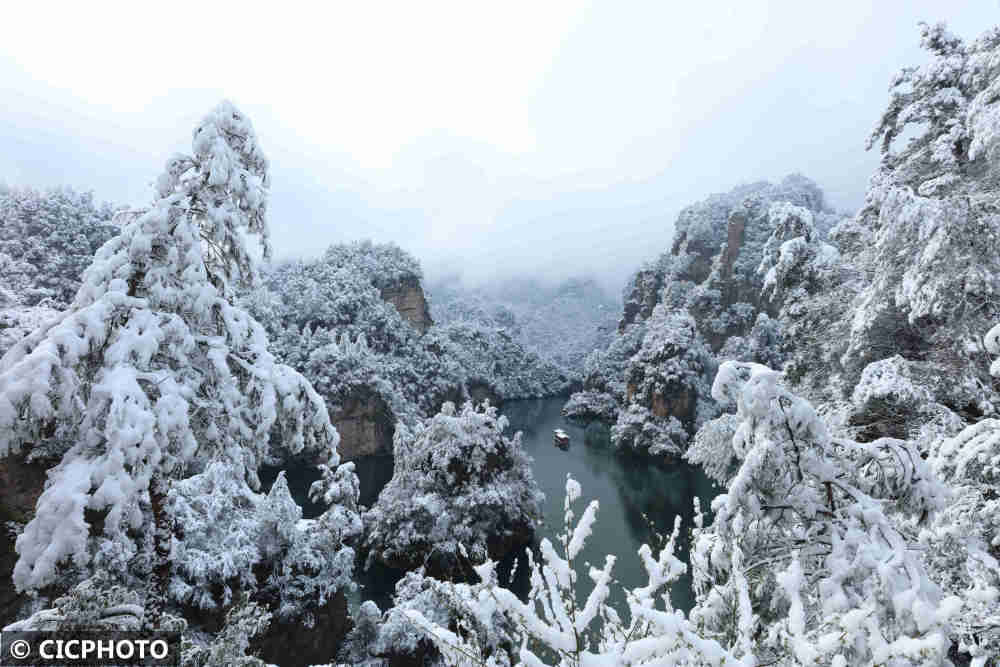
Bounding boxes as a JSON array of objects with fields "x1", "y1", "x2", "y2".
[{"x1": 428, "y1": 275, "x2": 619, "y2": 378}]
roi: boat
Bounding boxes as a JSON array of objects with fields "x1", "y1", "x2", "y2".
[{"x1": 553, "y1": 428, "x2": 570, "y2": 450}]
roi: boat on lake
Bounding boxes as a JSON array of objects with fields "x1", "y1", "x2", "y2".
[{"x1": 553, "y1": 428, "x2": 570, "y2": 450}]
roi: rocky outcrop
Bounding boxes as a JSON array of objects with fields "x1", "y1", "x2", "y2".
[
  {"x1": 380, "y1": 277, "x2": 433, "y2": 334},
  {"x1": 619, "y1": 269, "x2": 662, "y2": 333},
  {"x1": 331, "y1": 390, "x2": 396, "y2": 461},
  {"x1": 363, "y1": 402, "x2": 542, "y2": 583},
  {"x1": 254, "y1": 590, "x2": 352, "y2": 667},
  {"x1": 466, "y1": 379, "x2": 503, "y2": 410},
  {"x1": 627, "y1": 381, "x2": 694, "y2": 422},
  {"x1": 573, "y1": 175, "x2": 838, "y2": 458}
]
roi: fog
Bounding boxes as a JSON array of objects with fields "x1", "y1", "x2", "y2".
[{"x1": 1, "y1": 1, "x2": 996, "y2": 295}]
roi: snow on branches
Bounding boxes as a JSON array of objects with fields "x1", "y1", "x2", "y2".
[
  {"x1": 689, "y1": 360, "x2": 956, "y2": 664},
  {"x1": 392, "y1": 476, "x2": 745, "y2": 667},
  {"x1": 0, "y1": 102, "x2": 348, "y2": 610}
]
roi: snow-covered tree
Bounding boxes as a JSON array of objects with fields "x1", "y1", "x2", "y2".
[
  {"x1": 364, "y1": 401, "x2": 543, "y2": 580},
  {"x1": 0, "y1": 101, "x2": 346, "y2": 629},
  {"x1": 867, "y1": 22, "x2": 1000, "y2": 189},
  {"x1": 840, "y1": 21, "x2": 1000, "y2": 425},
  {"x1": 0, "y1": 185, "x2": 118, "y2": 307},
  {"x1": 922, "y1": 322, "x2": 1000, "y2": 665},
  {"x1": 688, "y1": 360, "x2": 956, "y2": 664}
]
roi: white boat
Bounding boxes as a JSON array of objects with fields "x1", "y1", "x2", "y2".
[{"x1": 553, "y1": 428, "x2": 570, "y2": 449}]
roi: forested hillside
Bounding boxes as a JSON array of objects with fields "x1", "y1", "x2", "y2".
[{"x1": 429, "y1": 276, "x2": 619, "y2": 377}]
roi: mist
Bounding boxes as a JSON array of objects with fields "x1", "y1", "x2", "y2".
[{"x1": 1, "y1": 1, "x2": 996, "y2": 295}]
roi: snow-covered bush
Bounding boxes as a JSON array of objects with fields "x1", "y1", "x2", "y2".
[
  {"x1": 181, "y1": 595, "x2": 272, "y2": 667},
  {"x1": 340, "y1": 572, "x2": 518, "y2": 667},
  {"x1": 2, "y1": 575, "x2": 151, "y2": 633},
  {"x1": 364, "y1": 401, "x2": 543, "y2": 579},
  {"x1": 170, "y1": 464, "x2": 359, "y2": 624},
  {"x1": 0, "y1": 102, "x2": 353, "y2": 630}
]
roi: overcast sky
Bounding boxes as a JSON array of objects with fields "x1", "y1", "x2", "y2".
[{"x1": 1, "y1": 2, "x2": 997, "y2": 294}]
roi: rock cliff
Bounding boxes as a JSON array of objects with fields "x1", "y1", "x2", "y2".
[
  {"x1": 331, "y1": 390, "x2": 396, "y2": 461},
  {"x1": 379, "y1": 276, "x2": 433, "y2": 334},
  {"x1": 0, "y1": 455, "x2": 51, "y2": 627}
]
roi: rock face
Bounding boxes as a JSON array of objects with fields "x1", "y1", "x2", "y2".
[
  {"x1": 331, "y1": 390, "x2": 396, "y2": 461},
  {"x1": 619, "y1": 269, "x2": 662, "y2": 333},
  {"x1": 0, "y1": 455, "x2": 50, "y2": 627},
  {"x1": 379, "y1": 277, "x2": 433, "y2": 334},
  {"x1": 254, "y1": 590, "x2": 352, "y2": 667}
]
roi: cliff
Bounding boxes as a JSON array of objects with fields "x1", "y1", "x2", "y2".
[
  {"x1": 379, "y1": 276, "x2": 433, "y2": 334},
  {"x1": 331, "y1": 389, "x2": 396, "y2": 461}
]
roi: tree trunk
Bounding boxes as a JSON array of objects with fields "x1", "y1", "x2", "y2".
[{"x1": 144, "y1": 472, "x2": 172, "y2": 630}]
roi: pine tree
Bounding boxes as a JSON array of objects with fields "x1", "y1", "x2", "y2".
[{"x1": 0, "y1": 101, "x2": 339, "y2": 629}]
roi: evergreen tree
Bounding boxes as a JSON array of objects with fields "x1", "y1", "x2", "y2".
[{"x1": 0, "y1": 102, "x2": 341, "y2": 628}]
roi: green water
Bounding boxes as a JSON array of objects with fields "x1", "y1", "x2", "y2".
[{"x1": 502, "y1": 397, "x2": 721, "y2": 615}]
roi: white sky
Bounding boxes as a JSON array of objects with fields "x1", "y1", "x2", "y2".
[{"x1": 1, "y1": 1, "x2": 997, "y2": 293}]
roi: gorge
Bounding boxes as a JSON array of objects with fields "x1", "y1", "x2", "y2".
[{"x1": 1, "y1": 18, "x2": 1000, "y2": 665}]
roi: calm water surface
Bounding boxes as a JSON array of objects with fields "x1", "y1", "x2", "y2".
[{"x1": 502, "y1": 398, "x2": 721, "y2": 615}]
